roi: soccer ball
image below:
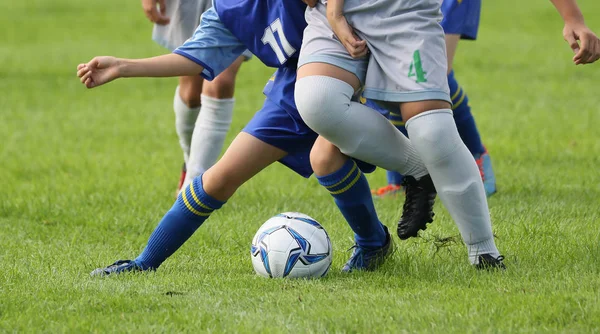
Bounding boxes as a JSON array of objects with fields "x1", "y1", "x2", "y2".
[{"x1": 251, "y1": 212, "x2": 332, "y2": 278}]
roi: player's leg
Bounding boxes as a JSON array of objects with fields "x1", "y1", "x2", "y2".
[
  {"x1": 295, "y1": 3, "x2": 436, "y2": 242},
  {"x1": 184, "y1": 55, "x2": 247, "y2": 187},
  {"x1": 174, "y1": 75, "x2": 203, "y2": 168},
  {"x1": 342, "y1": 0, "x2": 502, "y2": 267},
  {"x1": 89, "y1": 133, "x2": 285, "y2": 275},
  {"x1": 310, "y1": 137, "x2": 391, "y2": 272},
  {"x1": 90, "y1": 99, "x2": 319, "y2": 275}
]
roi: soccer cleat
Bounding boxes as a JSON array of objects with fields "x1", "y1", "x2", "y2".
[
  {"x1": 89, "y1": 260, "x2": 144, "y2": 277},
  {"x1": 475, "y1": 148, "x2": 497, "y2": 197},
  {"x1": 177, "y1": 163, "x2": 187, "y2": 192},
  {"x1": 371, "y1": 184, "x2": 403, "y2": 199},
  {"x1": 397, "y1": 175, "x2": 436, "y2": 240},
  {"x1": 342, "y1": 226, "x2": 392, "y2": 272},
  {"x1": 474, "y1": 254, "x2": 506, "y2": 270}
]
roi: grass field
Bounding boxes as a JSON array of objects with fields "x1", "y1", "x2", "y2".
[{"x1": 2, "y1": 0, "x2": 600, "y2": 332}]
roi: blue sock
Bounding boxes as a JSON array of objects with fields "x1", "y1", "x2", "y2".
[
  {"x1": 135, "y1": 175, "x2": 225, "y2": 269},
  {"x1": 316, "y1": 159, "x2": 386, "y2": 248},
  {"x1": 387, "y1": 111, "x2": 407, "y2": 186},
  {"x1": 448, "y1": 70, "x2": 485, "y2": 156},
  {"x1": 386, "y1": 170, "x2": 404, "y2": 186}
]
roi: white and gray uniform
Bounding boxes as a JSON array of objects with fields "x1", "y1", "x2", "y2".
[
  {"x1": 152, "y1": 0, "x2": 252, "y2": 58},
  {"x1": 298, "y1": 0, "x2": 450, "y2": 103}
]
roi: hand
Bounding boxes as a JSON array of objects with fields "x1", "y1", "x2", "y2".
[
  {"x1": 328, "y1": 14, "x2": 367, "y2": 58},
  {"x1": 142, "y1": 0, "x2": 170, "y2": 25},
  {"x1": 77, "y1": 57, "x2": 121, "y2": 89},
  {"x1": 301, "y1": 0, "x2": 318, "y2": 8},
  {"x1": 562, "y1": 22, "x2": 600, "y2": 64}
]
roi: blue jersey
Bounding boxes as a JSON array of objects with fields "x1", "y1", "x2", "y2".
[
  {"x1": 174, "y1": 0, "x2": 307, "y2": 114},
  {"x1": 174, "y1": 0, "x2": 306, "y2": 114}
]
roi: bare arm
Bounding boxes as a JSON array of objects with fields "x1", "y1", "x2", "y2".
[
  {"x1": 549, "y1": 0, "x2": 584, "y2": 24},
  {"x1": 77, "y1": 53, "x2": 204, "y2": 89},
  {"x1": 326, "y1": 0, "x2": 367, "y2": 58},
  {"x1": 549, "y1": 0, "x2": 600, "y2": 64}
]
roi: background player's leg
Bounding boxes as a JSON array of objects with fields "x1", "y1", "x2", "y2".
[
  {"x1": 174, "y1": 75, "x2": 203, "y2": 164},
  {"x1": 134, "y1": 133, "x2": 287, "y2": 270},
  {"x1": 402, "y1": 101, "x2": 500, "y2": 264},
  {"x1": 445, "y1": 34, "x2": 496, "y2": 196},
  {"x1": 185, "y1": 56, "x2": 246, "y2": 186}
]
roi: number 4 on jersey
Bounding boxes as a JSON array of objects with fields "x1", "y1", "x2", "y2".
[
  {"x1": 408, "y1": 50, "x2": 427, "y2": 83},
  {"x1": 262, "y1": 19, "x2": 296, "y2": 64}
]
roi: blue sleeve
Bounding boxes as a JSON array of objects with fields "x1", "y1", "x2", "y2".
[{"x1": 173, "y1": 7, "x2": 248, "y2": 81}]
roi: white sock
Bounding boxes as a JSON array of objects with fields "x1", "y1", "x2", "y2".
[
  {"x1": 295, "y1": 76, "x2": 427, "y2": 178},
  {"x1": 184, "y1": 94, "x2": 234, "y2": 184},
  {"x1": 405, "y1": 109, "x2": 500, "y2": 264},
  {"x1": 173, "y1": 86, "x2": 200, "y2": 163}
]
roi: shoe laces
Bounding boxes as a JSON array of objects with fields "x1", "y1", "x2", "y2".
[{"x1": 345, "y1": 244, "x2": 365, "y2": 268}]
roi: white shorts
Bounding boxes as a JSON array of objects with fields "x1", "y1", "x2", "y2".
[
  {"x1": 152, "y1": 0, "x2": 212, "y2": 51},
  {"x1": 299, "y1": 0, "x2": 450, "y2": 103},
  {"x1": 152, "y1": 0, "x2": 252, "y2": 59}
]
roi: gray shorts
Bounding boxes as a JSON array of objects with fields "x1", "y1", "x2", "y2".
[
  {"x1": 152, "y1": 0, "x2": 252, "y2": 59},
  {"x1": 299, "y1": 0, "x2": 450, "y2": 103}
]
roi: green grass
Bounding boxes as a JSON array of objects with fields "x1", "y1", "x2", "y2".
[{"x1": 2, "y1": 0, "x2": 600, "y2": 332}]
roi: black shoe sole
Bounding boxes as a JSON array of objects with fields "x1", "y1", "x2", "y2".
[{"x1": 396, "y1": 214, "x2": 434, "y2": 240}]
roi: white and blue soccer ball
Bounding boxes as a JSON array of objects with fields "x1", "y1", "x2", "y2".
[{"x1": 251, "y1": 212, "x2": 332, "y2": 278}]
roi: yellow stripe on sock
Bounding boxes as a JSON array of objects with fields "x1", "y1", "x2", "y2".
[
  {"x1": 452, "y1": 92, "x2": 466, "y2": 110},
  {"x1": 181, "y1": 192, "x2": 210, "y2": 216},
  {"x1": 325, "y1": 163, "x2": 358, "y2": 190},
  {"x1": 330, "y1": 170, "x2": 362, "y2": 195},
  {"x1": 390, "y1": 120, "x2": 405, "y2": 126},
  {"x1": 451, "y1": 86, "x2": 462, "y2": 101},
  {"x1": 189, "y1": 183, "x2": 213, "y2": 211}
]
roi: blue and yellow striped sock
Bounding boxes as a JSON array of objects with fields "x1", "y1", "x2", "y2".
[
  {"x1": 134, "y1": 175, "x2": 224, "y2": 269},
  {"x1": 448, "y1": 70, "x2": 485, "y2": 156},
  {"x1": 317, "y1": 158, "x2": 386, "y2": 248}
]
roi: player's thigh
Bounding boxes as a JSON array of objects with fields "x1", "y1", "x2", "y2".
[
  {"x1": 400, "y1": 100, "x2": 452, "y2": 122},
  {"x1": 203, "y1": 132, "x2": 286, "y2": 201},
  {"x1": 297, "y1": 1, "x2": 367, "y2": 91},
  {"x1": 309, "y1": 136, "x2": 347, "y2": 176},
  {"x1": 202, "y1": 55, "x2": 246, "y2": 99},
  {"x1": 445, "y1": 34, "x2": 461, "y2": 72},
  {"x1": 179, "y1": 75, "x2": 205, "y2": 107}
]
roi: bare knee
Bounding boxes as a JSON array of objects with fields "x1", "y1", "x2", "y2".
[
  {"x1": 179, "y1": 76, "x2": 204, "y2": 108},
  {"x1": 310, "y1": 137, "x2": 347, "y2": 176},
  {"x1": 201, "y1": 166, "x2": 241, "y2": 202}
]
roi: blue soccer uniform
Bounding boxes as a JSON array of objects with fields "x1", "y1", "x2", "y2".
[
  {"x1": 91, "y1": 0, "x2": 390, "y2": 276},
  {"x1": 172, "y1": 1, "x2": 332, "y2": 178}
]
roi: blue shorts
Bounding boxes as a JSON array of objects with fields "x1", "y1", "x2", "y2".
[
  {"x1": 243, "y1": 98, "x2": 376, "y2": 178},
  {"x1": 441, "y1": 0, "x2": 481, "y2": 40},
  {"x1": 243, "y1": 98, "x2": 317, "y2": 178}
]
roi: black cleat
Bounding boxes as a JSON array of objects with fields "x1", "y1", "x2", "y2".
[
  {"x1": 474, "y1": 254, "x2": 506, "y2": 270},
  {"x1": 397, "y1": 175, "x2": 436, "y2": 240}
]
